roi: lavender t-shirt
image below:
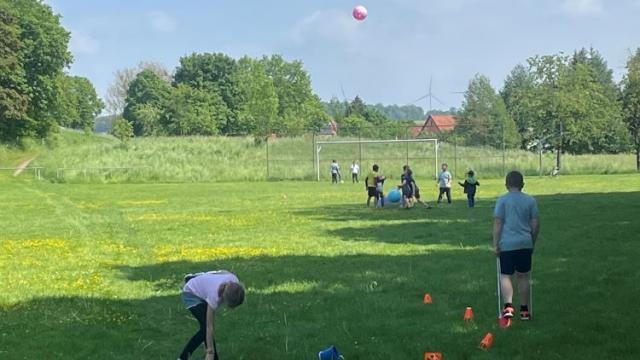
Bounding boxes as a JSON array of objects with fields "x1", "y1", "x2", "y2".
[{"x1": 183, "y1": 271, "x2": 239, "y2": 309}]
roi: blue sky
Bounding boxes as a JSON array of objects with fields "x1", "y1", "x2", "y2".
[{"x1": 47, "y1": 0, "x2": 640, "y2": 110}]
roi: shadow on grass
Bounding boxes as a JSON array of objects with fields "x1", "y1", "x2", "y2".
[{"x1": 2, "y1": 252, "x2": 501, "y2": 360}]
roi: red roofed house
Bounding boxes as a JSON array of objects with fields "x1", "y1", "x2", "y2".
[{"x1": 420, "y1": 115, "x2": 457, "y2": 134}]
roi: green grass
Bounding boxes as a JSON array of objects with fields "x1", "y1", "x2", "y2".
[
  {"x1": 26, "y1": 130, "x2": 637, "y2": 183},
  {"x1": 1, "y1": 174, "x2": 639, "y2": 359}
]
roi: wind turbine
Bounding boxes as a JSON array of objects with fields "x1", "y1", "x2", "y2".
[{"x1": 409, "y1": 76, "x2": 445, "y2": 114}]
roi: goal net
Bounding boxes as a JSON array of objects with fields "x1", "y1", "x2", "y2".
[{"x1": 314, "y1": 138, "x2": 439, "y2": 182}]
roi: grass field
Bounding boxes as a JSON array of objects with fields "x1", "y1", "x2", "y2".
[
  {"x1": 10, "y1": 130, "x2": 635, "y2": 183},
  {"x1": 1, "y1": 173, "x2": 639, "y2": 359}
]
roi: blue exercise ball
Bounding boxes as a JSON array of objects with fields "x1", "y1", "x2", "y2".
[{"x1": 388, "y1": 189, "x2": 401, "y2": 203}]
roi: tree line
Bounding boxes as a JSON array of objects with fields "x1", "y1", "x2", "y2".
[
  {"x1": 456, "y1": 47, "x2": 640, "y2": 170},
  {"x1": 112, "y1": 53, "x2": 328, "y2": 142},
  {"x1": 0, "y1": 0, "x2": 103, "y2": 144}
]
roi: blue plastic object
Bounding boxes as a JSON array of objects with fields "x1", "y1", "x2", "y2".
[
  {"x1": 318, "y1": 345, "x2": 344, "y2": 360},
  {"x1": 388, "y1": 189, "x2": 401, "y2": 203}
]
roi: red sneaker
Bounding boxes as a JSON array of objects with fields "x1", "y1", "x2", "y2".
[{"x1": 502, "y1": 306, "x2": 514, "y2": 319}]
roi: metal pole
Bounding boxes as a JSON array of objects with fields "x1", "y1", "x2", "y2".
[
  {"x1": 312, "y1": 133, "x2": 316, "y2": 180},
  {"x1": 266, "y1": 136, "x2": 270, "y2": 180},
  {"x1": 539, "y1": 139, "x2": 543, "y2": 177},
  {"x1": 454, "y1": 136, "x2": 458, "y2": 177},
  {"x1": 358, "y1": 131, "x2": 362, "y2": 168},
  {"x1": 435, "y1": 139, "x2": 439, "y2": 180},
  {"x1": 316, "y1": 145, "x2": 321, "y2": 181}
]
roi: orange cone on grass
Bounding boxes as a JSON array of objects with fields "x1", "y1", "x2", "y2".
[
  {"x1": 423, "y1": 293, "x2": 433, "y2": 304},
  {"x1": 424, "y1": 352, "x2": 442, "y2": 360},
  {"x1": 479, "y1": 332, "x2": 494, "y2": 349},
  {"x1": 463, "y1": 306, "x2": 474, "y2": 321}
]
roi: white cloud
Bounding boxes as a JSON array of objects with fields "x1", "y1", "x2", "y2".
[
  {"x1": 69, "y1": 29, "x2": 100, "y2": 55},
  {"x1": 291, "y1": 9, "x2": 365, "y2": 49},
  {"x1": 563, "y1": 0, "x2": 604, "y2": 16},
  {"x1": 147, "y1": 11, "x2": 177, "y2": 33}
]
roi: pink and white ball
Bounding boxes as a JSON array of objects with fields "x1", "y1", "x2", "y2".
[{"x1": 352, "y1": 5, "x2": 368, "y2": 21}]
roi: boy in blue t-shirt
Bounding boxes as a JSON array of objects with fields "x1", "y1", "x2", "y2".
[{"x1": 493, "y1": 171, "x2": 540, "y2": 320}]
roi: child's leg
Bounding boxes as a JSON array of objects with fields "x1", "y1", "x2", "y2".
[
  {"x1": 500, "y1": 274, "x2": 514, "y2": 305},
  {"x1": 446, "y1": 188, "x2": 452, "y2": 203},
  {"x1": 179, "y1": 303, "x2": 208, "y2": 360},
  {"x1": 516, "y1": 272, "x2": 530, "y2": 307},
  {"x1": 467, "y1": 193, "x2": 473, "y2": 207},
  {"x1": 437, "y1": 188, "x2": 444, "y2": 203}
]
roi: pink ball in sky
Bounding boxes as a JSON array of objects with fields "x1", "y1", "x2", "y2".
[{"x1": 353, "y1": 5, "x2": 368, "y2": 21}]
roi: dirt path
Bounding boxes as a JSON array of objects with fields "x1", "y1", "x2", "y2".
[{"x1": 13, "y1": 157, "x2": 36, "y2": 176}]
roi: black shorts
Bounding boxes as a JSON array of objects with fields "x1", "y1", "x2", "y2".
[
  {"x1": 499, "y1": 249, "x2": 532, "y2": 275},
  {"x1": 367, "y1": 187, "x2": 377, "y2": 197}
]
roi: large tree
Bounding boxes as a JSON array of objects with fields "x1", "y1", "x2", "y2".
[
  {"x1": 123, "y1": 69, "x2": 172, "y2": 136},
  {"x1": 0, "y1": 2, "x2": 29, "y2": 143},
  {"x1": 161, "y1": 84, "x2": 226, "y2": 136},
  {"x1": 174, "y1": 53, "x2": 239, "y2": 134},
  {"x1": 501, "y1": 64, "x2": 537, "y2": 149},
  {"x1": 56, "y1": 75, "x2": 104, "y2": 132},
  {"x1": 259, "y1": 54, "x2": 327, "y2": 135},
  {"x1": 10, "y1": 0, "x2": 72, "y2": 138},
  {"x1": 458, "y1": 74, "x2": 520, "y2": 148},
  {"x1": 526, "y1": 53, "x2": 627, "y2": 169},
  {"x1": 622, "y1": 48, "x2": 640, "y2": 171},
  {"x1": 234, "y1": 56, "x2": 278, "y2": 140},
  {"x1": 0, "y1": 0, "x2": 71, "y2": 141},
  {"x1": 105, "y1": 62, "x2": 171, "y2": 116}
]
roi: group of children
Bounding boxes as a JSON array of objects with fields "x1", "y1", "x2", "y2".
[
  {"x1": 356, "y1": 162, "x2": 481, "y2": 209},
  {"x1": 177, "y1": 168, "x2": 539, "y2": 359}
]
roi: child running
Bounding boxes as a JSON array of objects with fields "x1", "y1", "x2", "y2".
[
  {"x1": 493, "y1": 171, "x2": 540, "y2": 321},
  {"x1": 178, "y1": 270, "x2": 245, "y2": 360},
  {"x1": 459, "y1": 170, "x2": 480, "y2": 208}
]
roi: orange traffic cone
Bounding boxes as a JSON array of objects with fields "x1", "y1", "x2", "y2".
[
  {"x1": 424, "y1": 352, "x2": 442, "y2": 360},
  {"x1": 463, "y1": 306, "x2": 474, "y2": 321},
  {"x1": 480, "y1": 332, "x2": 494, "y2": 349},
  {"x1": 423, "y1": 293, "x2": 433, "y2": 304}
]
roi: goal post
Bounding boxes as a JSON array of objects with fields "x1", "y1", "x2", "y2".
[{"x1": 314, "y1": 138, "x2": 439, "y2": 181}]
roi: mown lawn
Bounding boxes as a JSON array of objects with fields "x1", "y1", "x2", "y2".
[{"x1": 1, "y1": 174, "x2": 639, "y2": 359}]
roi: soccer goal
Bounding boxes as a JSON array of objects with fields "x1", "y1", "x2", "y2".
[{"x1": 314, "y1": 138, "x2": 439, "y2": 181}]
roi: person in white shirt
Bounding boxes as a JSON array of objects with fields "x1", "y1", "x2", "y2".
[
  {"x1": 330, "y1": 160, "x2": 341, "y2": 184},
  {"x1": 350, "y1": 161, "x2": 360, "y2": 183},
  {"x1": 178, "y1": 270, "x2": 245, "y2": 360},
  {"x1": 437, "y1": 163, "x2": 453, "y2": 204}
]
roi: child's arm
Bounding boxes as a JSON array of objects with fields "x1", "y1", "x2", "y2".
[
  {"x1": 530, "y1": 218, "x2": 540, "y2": 247},
  {"x1": 493, "y1": 218, "x2": 503, "y2": 256},
  {"x1": 205, "y1": 305, "x2": 216, "y2": 360}
]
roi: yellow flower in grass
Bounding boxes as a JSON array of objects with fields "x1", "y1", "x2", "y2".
[
  {"x1": 155, "y1": 245, "x2": 279, "y2": 262},
  {"x1": 0, "y1": 239, "x2": 68, "y2": 253},
  {"x1": 120, "y1": 199, "x2": 167, "y2": 206}
]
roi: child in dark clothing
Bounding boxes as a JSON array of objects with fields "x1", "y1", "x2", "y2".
[{"x1": 459, "y1": 170, "x2": 480, "y2": 208}]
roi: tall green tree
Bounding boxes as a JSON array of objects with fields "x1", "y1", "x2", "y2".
[
  {"x1": 259, "y1": 54, "x2": 327, "y2": 135},
  {"x1": 0, "y1": 2, "x2": 29, "y2": 143},
  {"x1": 501, "y1": 64, "x2": 537, "y2": 148},
  {"x1": 324, "y1": 96, "x2": 347, "y2": 121},
  {"x1": 174, "y1": 53, "x2": 239, "y2": 134},
  {"x1": 123, "y1": 69, "x2": 171, "y2": 136},
  {"x1": 10, "y1": 0, "x2": 72, "y2": 138},
  {"x1": 161, "y1": 84, "x2": 226, "y2": 136},
  {"x1": 234, "y1": 56, "x2": 278, "y2": 141},
  {"x1": 458, "y1": 74, "x2": 519, "y2": 148},
  {"x1": 621, "y1": 48, "x2": 640, "y2": 171},
  {"x1": 56, "y1": 75, "x2": 104, "y2": 132}
]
